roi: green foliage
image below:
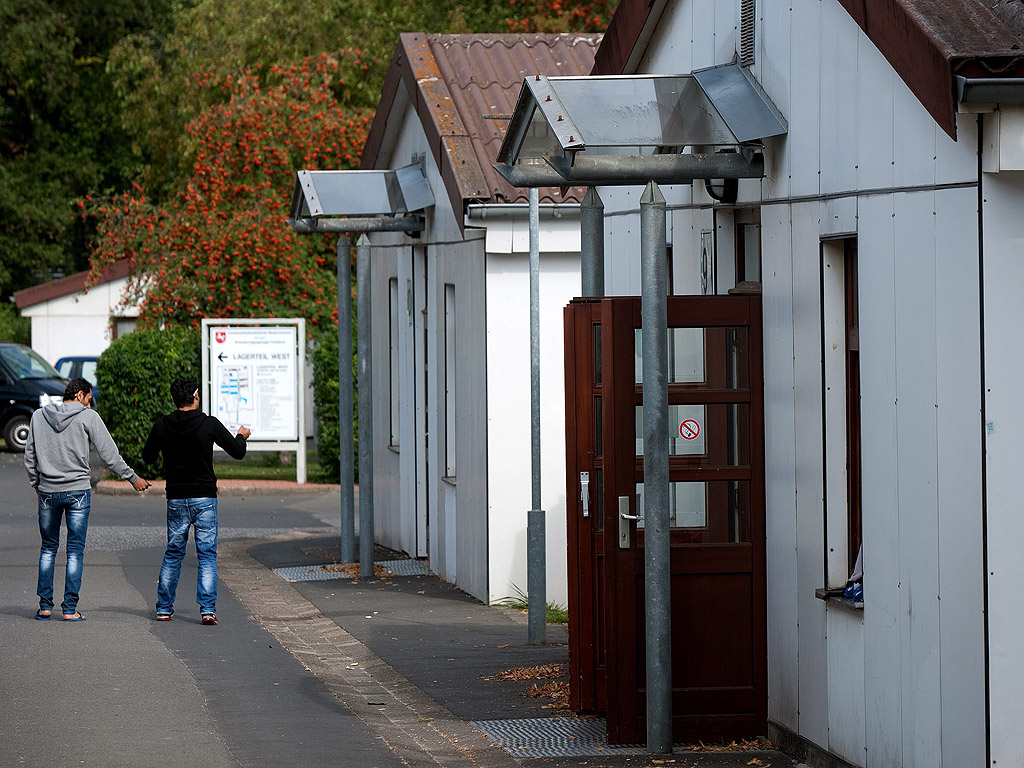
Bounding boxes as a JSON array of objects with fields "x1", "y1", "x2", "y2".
[
  {"x1": 493, "y1": 584, "x2": 569, "y2": 625},
  {"x1": 0, "y1": 0, "x2": 172, "y2": 300},
  {"x1": 310, "y1": 308, "x2": 358, "y2": 484},
  {"x1": 95, "y1": 326, "x2": 201, "y2": 477},
  {"x1": 0, "y1": 304, "x2": 30, "y2": 345}
]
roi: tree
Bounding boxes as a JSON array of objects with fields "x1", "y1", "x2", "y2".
[
  {"x1": 505, "y1": 0, "x2": 614, "y2": 32},
  {"x1": 87, "y1": 54, "x2": 369, "y2": 331},
  {"x1": 0, "y1": 0, "x2": 172, "y2": 300}
]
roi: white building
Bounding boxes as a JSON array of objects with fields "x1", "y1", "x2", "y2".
[
  {"x1": 569, "y1": 0, "x2": 1022, "y2": 765},
  {"x1": 358, "y1": 33, "x2": 601, "y2": 604},
  {"x1": 13, "y1": 260, "x2": 138, "y2": 364}
]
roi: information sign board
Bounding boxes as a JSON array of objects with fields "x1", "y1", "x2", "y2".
[{"x1": 204, "y1": 322, "x2": 300, "y2": 441}]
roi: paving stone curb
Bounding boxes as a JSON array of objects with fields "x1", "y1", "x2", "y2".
[
  {"x1": 218, "y1": 534, "x2": 522, "y2": 768},
  {"x1": 95, "y1": 479, "x2": 341, "y2": 496}
]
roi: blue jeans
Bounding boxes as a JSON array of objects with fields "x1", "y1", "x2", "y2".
[
  {"x1": 37, "y1": 489, "x2": 91, "y2": 615},
  {"x1": 157, "y1": 498, "x2": 218, "y2": 615}
]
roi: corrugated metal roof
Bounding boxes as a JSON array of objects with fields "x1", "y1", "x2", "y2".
[
  {"x1": 594, "y1": 0, "x2": 1024, "y2": 140},
  {"x1": 362, "y1": 33, "x2": 601, "y2": 224}
]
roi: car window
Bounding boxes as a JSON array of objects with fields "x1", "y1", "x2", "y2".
[
  {"x1": 82, "y1": 361, "x2": 98, "y2": 382},
  {"x1": 56, "y1": 360, "x2": 73, "y2": 377},
  {"x1": 0, "y1": 346, "x2": 62, "y2": 380}
]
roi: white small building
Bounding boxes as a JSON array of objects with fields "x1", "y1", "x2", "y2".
[
  {"x1": 13, "y1": 260, "x2": 138, "y2": 364},
  {"x1": 565, "y1": 0, "x2": 1024, "y2": 765},
  {"x1": 358, "y1": 33, "x2": 601, "y2": 604}
]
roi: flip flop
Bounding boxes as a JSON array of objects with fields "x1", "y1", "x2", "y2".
[
  {"x1": 62, "y1": 612, "x2": 86, "y2": 622},
  {"x1": 34, "y1": 609, "x2": 51, "y2": 621}
]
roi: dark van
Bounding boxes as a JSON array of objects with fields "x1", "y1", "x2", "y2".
[{"x1": 0, "y1": 343, "x2": 67, "y2": 451}]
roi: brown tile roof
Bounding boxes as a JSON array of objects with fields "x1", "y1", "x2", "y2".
[
  {"x1": 361, "y1": 33, "x2": 602, "y2": 227},
  {"x1": 593, "y1": 0, "x2": 1024, "y2": 140},
  {"x1": 13, "y1": 259, "x2": 134, "y2": 310}
]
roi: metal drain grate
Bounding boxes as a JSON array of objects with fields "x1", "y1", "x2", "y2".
[
  {"x1": 274, "y1": 559, "x2": 431, "y2": 582},
  {"x1": 378, "y1": 558, "x2": 431, "y2": 576},
  {"x1": 471, "y1": 717, "x2": 644, "y2": 758}
]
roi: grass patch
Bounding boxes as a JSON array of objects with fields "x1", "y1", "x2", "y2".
[
  {"x1": 492, "y1": 584, "x2": 569, "y2": 625},
  {"x1": 213, "y1": 452, "x2": 335, "y2": 483}
]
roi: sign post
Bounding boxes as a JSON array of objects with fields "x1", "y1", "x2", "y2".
[{"x1": 201, "y1": 318, "x2": 306, "y2": 483}]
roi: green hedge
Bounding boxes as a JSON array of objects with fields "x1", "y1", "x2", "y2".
[
  {"x1": 96, "y1": 327, "x2": 201, "y2": 477},
  {"x1": 310, "y1": 325, "x2": 357, "y2": 483},
  {"x1": 0, "y1": 304, "x2": 30, "y2": 345}
]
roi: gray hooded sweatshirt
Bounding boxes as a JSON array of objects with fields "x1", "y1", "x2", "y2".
[{"x1": 24, "y1": 402, "x2": 139, "y2": 493}]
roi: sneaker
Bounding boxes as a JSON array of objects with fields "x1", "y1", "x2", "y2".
[
  {"x1": 156, "y1": 611, "x2": 173, "y2": 621},
  {"x1": 201, "y1": 613, "x2": 217, "y2": 625}
]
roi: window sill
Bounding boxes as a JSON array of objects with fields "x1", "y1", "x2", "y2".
[{"x1": 814, "y1": 587, "x2": 863, "y2": 612}]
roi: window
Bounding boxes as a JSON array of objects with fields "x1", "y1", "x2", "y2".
[
  {"x1": 112, "y1": 317, "x2": 136, "y2": 339},
  {"x1": 734, "y1": 208, "x2": 761, "y2": 287},
  {"x1": 822, "y1": 238, "x2": 862, "y2": 592},
  {"x1": 443, "y1": 283, "x2": 456, "y2": 478},
  {"x1": 389, "y1": 278, "x2": 400, "y2": 447}
]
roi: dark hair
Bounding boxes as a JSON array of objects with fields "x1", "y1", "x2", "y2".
[
  {"x1": 170, "y1": 377, "x2": 199, "y2": 409},
  {"x1": 63, "y1": 378, "x2": 93, "y2": 401}
]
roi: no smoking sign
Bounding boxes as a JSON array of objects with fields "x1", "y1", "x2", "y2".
[{"x1": 679, "y1": 419, "x2": 701, "y2": 440}]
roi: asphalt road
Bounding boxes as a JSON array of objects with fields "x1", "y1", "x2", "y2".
[{"x1": 0, "y1": 448, "x2": 400, "y2": 768}]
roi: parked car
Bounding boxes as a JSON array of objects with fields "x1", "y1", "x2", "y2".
[
  {"x1": 0, "y1": 343, "x2": 67, "y2": 451},
  {"x1": 55, "y1": 356, "x2": 99, "y2": 400}
]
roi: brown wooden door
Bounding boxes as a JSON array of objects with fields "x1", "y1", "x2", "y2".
[
  {"x1": 564, "y1": 299, "x2": 607, "y2": 712},
  {"x1": 601, "y1": 295, "x2": 766, "y2": 744}
]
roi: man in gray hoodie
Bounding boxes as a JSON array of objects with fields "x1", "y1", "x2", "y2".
[{"x1": 24, "y1": 377, "x2": 150, "y2": 621}]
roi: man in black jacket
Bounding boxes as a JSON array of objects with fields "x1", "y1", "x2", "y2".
[{"x1": 142, "y1": 376, "x2": 250, "y2": 625}]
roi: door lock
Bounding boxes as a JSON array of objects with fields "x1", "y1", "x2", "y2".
[
  {"x1": 618, "y1": 496, "x2": 637, "y2": 548},
  {"x1": 580, "y1": 472, "x2": 590, "y2": 518}
]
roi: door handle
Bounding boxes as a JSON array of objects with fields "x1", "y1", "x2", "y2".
[
  {"x1": 580, "y1": 472, "x2": 590, "y2": 518},
  {"x1": 618, "y1": 496, "x2": 635, "y2": 548}
]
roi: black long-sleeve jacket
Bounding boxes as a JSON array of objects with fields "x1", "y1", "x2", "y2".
[{"x1": 142, "y1": 410, "x2": 246, "y2": 499}]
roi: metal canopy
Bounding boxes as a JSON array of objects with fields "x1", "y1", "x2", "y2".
[
  {"x1": 289, "y1": 162, "x2": 434, "y2": 219},
  {"x1": 494, "y1": 64, "x2": 786, "y2": 185}
]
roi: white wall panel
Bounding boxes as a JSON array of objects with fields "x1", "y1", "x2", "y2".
[
  {"x1": 854, "y1": 31, "x2": 894, "y2": 192},
  {"x1": 936, "y1": 113, "x2": 979, "y2": 185},
  {"x1": 826, "y1": 608, "x2": 866, "y2": 765},
  {"x1": 857, "y1": 193, "x2": 904, "y2": 768},
  {"x1": 933, "y1": 187, "x2": 986, "y2": 767},
  {"x1": 713, "y1": 0, "x2": 738, "y2": 66},
  {"x1": 893, "y1": 191, "x2": 941, "y2": 768},
  {"x1": 760, "y1": 201, "x2": 799, "y2": 729},
  {"x1": 369, "y1": 240, "x2": 402, "y2": 552},
  {"x1": 396, "y1": 245, "x2": 417, "y2": 556},
  {"x1": 445, "y1": 233, "x2": 489, "y2": 600},
  {"x1": 791, "y1": 201, "x2": 828, "y2": 746},
  {"x1": 640, "y1": 0, "x2": 690, "y2": 73},
  {"x1": 690, "y1": 0, "x2": 716, "y2": 70},
  {"x1": 818, "y1": 0, "x2": 858, "y2": 196},
  {"x1": 982, "y1": 172, "x2": 1024, "y2": 768},
  {"x1": 485, "y1": 251, "x2": 578, "y2": 606},
  {"x1": 757, "y1": 0, "x2": 792, "y2": 201},
  {"x1": 892, "y1": 80, "x2": 937, "y2": 190},
  {"x1": 785, "y1": 0, "x2": 821, "y2": 199},
  {"x1": 605, "y1": 211, "x2": 642, "y2": 296},
  {"x1": 671, "y1": 208, "x2": 700, "y2": 294}
]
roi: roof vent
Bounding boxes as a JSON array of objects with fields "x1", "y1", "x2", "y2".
[{"x1": 740, "y1": 0, "x2": 755, "y2": 67}]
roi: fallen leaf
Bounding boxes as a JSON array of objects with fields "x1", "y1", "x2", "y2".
[{"x1": 483, "y1": 663, "x2": 565, "y2": 682}]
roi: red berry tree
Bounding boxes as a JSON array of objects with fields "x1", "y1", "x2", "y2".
[{"x1": 87, "y1": 53, "x2": 369, "y2": 332}]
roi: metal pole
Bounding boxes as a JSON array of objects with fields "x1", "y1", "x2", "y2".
[
  {"x1": 357, "y1": 235, "x2": 375, "y2": 579},
  {"x1": 527, "y1": 187, "x2": 546, "y2": 645},
  {"x1": 580, "y1": 187, "x2": 605, "y2": 298},
  {"x1": 338, "y1": 235, "x2": 356, "y2": 563},
  {"x1": 640, "y1": 181, "x2": 671, "y2": 753}
]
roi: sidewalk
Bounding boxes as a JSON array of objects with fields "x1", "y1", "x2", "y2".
[{"x1": 230, "y1": 525, "x2": 803, "y2": 768}]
